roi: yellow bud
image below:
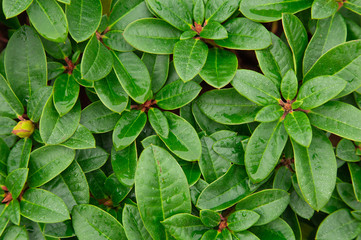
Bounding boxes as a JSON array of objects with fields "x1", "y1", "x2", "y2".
[{"x1": 12, "y1": 120, "x2": 34, "y2": 138}]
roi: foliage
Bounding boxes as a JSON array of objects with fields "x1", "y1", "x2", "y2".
[{"x1": 1, "y1": 0, "x2": 361, "y2": 239}]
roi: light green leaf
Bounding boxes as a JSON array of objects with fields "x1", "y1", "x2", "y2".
[
  {"x1": 27, "y1": 86, "x2": 52, "y2": 122},
  {"x1": 0, "y1": 74, "x2": 23, "y2": 119},
  {"x1": 212, "y1": 135, "x2": 247, "y2": 165},
  {"x1": 200, "y1": 209, "x2": 221, "y2": 227},
  {"x1": 281, "y1": 70, "x2": 297, "y2": 101},
  {"x1": 3, "y1": 0, "x2": 33, "y2": 18},
  {"x1": 205, "y1": 0, "x2": 240, "y2": 23},
  {"x1": 311, "y1": 0, "x2": 338, "y2": 19},
  {"x1": 103, "y1": 30, "x2": 134, "y2": 52},
  {"x1": 199, "y1": 21, "x2": 228, "y2": 40},
  {"x1": 0, "y1": 226, "x2": 28, "y2": 240},
  {"x1": 284, "y1": 111, "x2": 312, "y2": 147},
  {"x1": 148, "y1": 108, "x2": 169, "y2": 138},
  {"x1": 7, "y1": 138, "x2": 32, "y2": 173},
  {"x1": 61, "y1": 124, "x2": 95, "y2": 149},
  {"x1": 228, "y1": 210, "x2": 260, "y2": 232},
  {"x1": 53, "y1": 74, "x2": 80, "y2": 116},
  {"x1": 76, "y1": 146, "x2": 108, "y2": 173},
  {"x1": 5, "y1": 168, "x2": 27, "y2": 199},
  {"x1": 122, "y1": 204, "x2": 152, "y2": 240},
  {"x1": 255, "y1": 104, "x2": 284, "y2": 123}
]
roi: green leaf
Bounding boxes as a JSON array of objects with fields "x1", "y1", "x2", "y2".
[
  {"x1": 5, "y1": 168, "x2": 27, "y2": 199},
  {"x1": 337, "y1": 182, "x2": 361, "y2": 210},
  {"x1": 146, "y1": 0, "x2": 192, "y2": 31},
  {"x1": 124, "y1": 18, "x2": 182, "y2": 54},
  {"x1": 282, "y1": 14, "x2": 307, "y2": 77},
  {"x1": 162, "y1": 214, "x2": 209, "y2": 240},
  {"x1": 292, "y1": 129, "x2": 337, "y2": 210},
  {"x1": 200, "y1": 209, "x2": 221, "y2": 227},
  {"x1": 3, "y1": 0, "x2": 33, "y2": 18},
  {"x1": 27, "y1": 86, "x2": 52, "y2": 122},
  {"x1": 148, "y1": 108, "x2": 169, "y2": 138},
  {"x1": 72, "y1": 204, "x2": 126, "y2": 240},
  {"x1": 215, "y1": 18, "x2": 271, "y2": 50},
  {"x1": 0, "y1": 138, "x2": 9, "y2": 179},
  {"x1": 179, "y1": 160, "x2": 201, "y2": 186},
  {"x1": 42, "y1": 37, "x2": 72, "y2": 59},
  {"x1": 250, "y1": 218, "x2": 295, "y2": 240},
  {"x1": 28, "y1": 145, "x2": 75, "y2": 187},
  {"x1": 108, "y1": 0, "x2": 153, "y2": 30},
  {"x1": 80, "y1": 101, "x2": 121, "y2": 133},
  {"x1": 316, "y1": 209, "x2": 361, "y2": 240},
  {"x1": 43, "y1": 160, "x2": 89, "y2": 211},
  {"x1": 232, "y1": 69, "x2": 280, "y2": 106},
  {"x1": 27, "y1": 0, "x2": 68, "y2": 42},
  {"x1": 199, "y1": 135, "x2": 231, "y2": 183},
  {"x1": 61, "y1": 124, "x2": 96, "y2": 149},
  {"x1": 111, "y1": 143, "x2": 137, "y2": 187},
  {"x1": 193, "y1": 0, "x2": 205, "y2": 24},
  {"x1": 85, "y1": 169, "x2": 107, "y2": 199},
  {"x1": 135, "y1": 145, "x2": 191, "y2": 240},
  {"x1": 303, "y1": 13, "x2": 346, "y2": 75},
  {"x1": 53, "y1": 74, "x2": 80, "y2": 116},
  {"x1": 289, "y1": 190, "x2": 314, "y2": 220},
  {"x1": 113, "y1": 110, "x2": 147, "y2": 150},
  {"x1": 281, "y1": 70, "x2": 297, "y2": 101},
  {"x1": 155, "y1": 79, "x2": 202, "y2": 110},
  {"x1": 205, "y1": 0, "x2": 240, "y2": 23},
  {"x1": 236, "y1": 189, "x2": 290, "y2": 226},
  {"x1": 311, "y1": 0, "x2": 338, "y2": 19},
  {"x1": 349, "y1": 163, "x2": 361, "y2": 201},
  {"x1": 180, "y1": 30, "x2": 197, "y2": 40},
  {"x1": 7, "y1": 200, "x2": 20, "y2": 225},
  {"x1": 44, "y1": 220, "x2": 75, "y2": 238},
  {"x1": 199, "y1": 21, "x2": 228, "y2": 40},
  {"x1": 199, "y1": 48, "x2": 237, "y2": 88},
  {"x1": 76, "y1": 146, "x2": 109, "y2": 173},
  {"x1": 336, "y1": 139, "x2": 359, "y2": 162},
  {"x1": 344, "y1": 1, "x2": 361, "y2": 15},
  {"x1": 20, "y1": 188, "x2": 70, "y2": 223},
  {"x1": 256, "y1": 33, "x2": 293, "y2": 86},
  {"x1": 112, "y1": 51, "x2": 151, "y2": 104},
  {"x1": 173, "y1": 39, "x2": 208, "y2": 82},
  {"x1": 142, "y1": 53, "x2": 169, "y2": 93},
  {"x1": 284, "y1": 111, "x2": 312, "y2": 147},
  {"x1": 202, "y1": 229, "x2": 233, "y2": 239},
  {"x1": 0, "y1": 74, "x2": 23, "y2": 119},
  {"x1": 94, "y1": 70, "x2": 128, "y2": 114},
  {"x1": 1, "y1": 226, "x2": 28, "y2": 240},
  {"x1": 66, "y1": 0, "x2": 102, "y2": 42},
  {"x1": 192, "y1": 101, "x2": 228, "y2": 134},
  {"x1": 104, "y1": 174, "x2": 132, "y2": 205},
  {"x1": 5, "y1": 26, "x2": 47, "y2": 104},
  {"x1": 159, "y1": 112, "x2": 201, "y2": 161},
  {"x1": 7, "y1": 138, "x2": 32, "y2": 173},
  {"x1": 304, "y1": 40, "x2": 361, "y2": 97},
  {"x1": 40, "y1": 98, "x2": 81, "y2": 145},
  {"x1": 298, "y1": 76, "x2": 346, "y2": 110},
  {"x1": 81, "y1": 35, "x2": 113, "y2": 81},
  {"x1": 273, "y1": 166, "x2": 292, "y2": 191},
  {"x1": 103, "y1": 30, "x2": 134, "y2": 52},
  {"x1": 232, "y1": 231, "x2": 260, "y2": 240},
  {"x1": 196, "y1": 165, "x2": 252, "y2": 211},
  {"x1": 228, "y1": 210, "x2": 260, "y2": 232},
  {"x1": 212, "y1": 135, "x2": 247, "y2": 165},
  {"x1": 245, "y1": 121, "x2": 288, "y2": 183},
  {"x1": 255, "y1": 104, "x2": 284, "y2": 123},
  {"x1": 122, "y1": 204, "x2": 152, "y2": 240},
  {"x1": 240, "y1": 0, "x2": 313, "y2": 22},
  {"x1": 196, "y1": 88, "x2": 262, "y2": 125},
  {"x1": 308, "y1": 101, "x2": 361, "y2": 142}
]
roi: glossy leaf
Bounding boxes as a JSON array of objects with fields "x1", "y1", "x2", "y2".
[
  {"x1": 122, "y1": 204, "x2": 152, "y2": 240},
  {"x1": 281, "y1": 70, "x2": 297, "y2": 101},
  {"x1": 162, "y1": 214, "x2": 209, "y2": 240},
  {"x1": 113, "y1": 110, "x2": 147, "y2": 150},
  {"x1": 76, "y1": 146, "x2": 108, "y2": 173},
  {"x1": 200, "y1": 209, "x2": 221, "y2": 227},
  {"x1": 303, "y1": 13, "x2": 347, "y2": 75},
  {"x1": 255, "y1": 104, "x2": 284, "y2": 122},
  {"x1": 148, "y1": 108, "x2": 169, "y2": 138},
  {"x1": 40, "y1": 98, "x2": 81, "y2": 145},
  {"x1": 3, "y1": 0, "x2": 33, "y2": 18},
  {"x1": 0, "y1": 74, "x2": 23, "y2": 119},
  {"x1": 215, "y1": 18, "x2": 271, "y2": 50},
  {"x1": 142, "y1": 53, "x2": 169, "y2": 93},
  {"x1": 250, "y1": 218, "x2": 295, "y2": 240},
  {"x1": 146, "y1": 0, "x2": 192, "y2": 31},
  {"x1": 199, "y1": 21, "x2": 228, "y2": 40},
  {"x1": 236, "y1": 189, "x2": 290, "y2": 226},
  {"x1": 5, "y1": 26, "x2": 47, "y2": 104},
  {"x1": 308, "y1": 101, "x2": 361, "y2": 142},
  {"x1": 42, "y1": 37, "x2": 72, "y2": 59},
  {"x1": 112, "y1": 51, "x2": 151, "y2": 104},
  {"x1": 7, "y1": 138, "x2": 32, "y2": 173},
  {"x1": 197, "y1": 165, "x2": 252, "y2": 211},
  {"x1": 104, "y1": 174, "x2": 131, "y2": 205},
  {"x1": 245, "y1": 121, "x2": 288, "y2": 183},
  {"x1": 228, "y1": 210, "x2": 260, "y2": 232},
  {"x1": 232, "y1": 231, "x2": 260, "y2": 240},
  {"x1": 72, "y1": 204, "x2": 126, "y2": 240},
  {"x1": 27, "y1": 86, "x2": 52, "y2": 122},
  {"x1": 61, "y1": 124, "x2": 96, "y2": 149},
  {"x1": 28, "y1": 145, "x2": 75, "y2": 187},
  {"x1": 212, "y1": 135, "x2": 246, "y2": 165},
  {"x1": 199, "y1": 48, "x2": 237, "y2": 88},
  {"x1": 205, "y1": 0, "x2": 239, "y2": 22},
  {"x1": 344, "y1": 1, "x2": 361, "y2": 15},
  {"x1": 53, "y1": 74, "x2": 80, "y2": 116},
  {"x1": 124, "y1": 18, "x2": 182, "y2": 54},
  {"x1": 337, "y1": 182, "x2": 361, "y2": 210},
  {"x1": 196, "y1": 88, "x2": 262, "y2": 125},
  {"x1": 27, "y1": 0, "x2": 68, "y2": 42},
  {"x1": 43, "y1": 220, "x2": 75, "y2": 238},
  {"x1": 311, "y1": 0, "x2": 338, "y2": 19},
  {"x1": 159, "y1": 112, "x2": 201, "y2": 161},
  {"x1": 111, "y1": 143, "x2": 137, "y2": 187},
  {"x1": 66, "y1": 0, "x2": 102, "y2": 42},
  {"x1": 240, "y1": 0, "x2": 313, "y2": 22},
  {"x1": 284, "y1": 111, "x2": 312, "y2": 147},
  {"x1": 292, "y1": 129, "x2": 337, "y2": 210},
  {"x1": 155, "y1": 79, "x2": 202, "y2": 110},
  {"x1": 304, "y1": 40, "x2": 361, "y2": 97},
  {"x1": 135, "y1": 145, "x2": 191, "y2": 240},
  {"x1": 5, "y1": 168, "x2": 27, "y2": 199},
  {"x1": 103, "y1": 29, "x2": 134, "y2": 52},
  {"x1": 0, "y1": 226, "x2": 27, "y2": 240},
  {"x1": 298, "y1": 76, "x2": 346, "y2": 110},
  {"x1": 336, "y1": 139, "x2": 359, "y2": 162},
  {"x1": 80, "y1": 101, "x2": 121, "y2": 133},
  {"x1": 232, "y1": 69, "x2": 280, "y2": 106},
  {"x1": 349, "y1": 163, "x2": 361, "y2": 201},
  {"x1": 20, "y1": 188, "x2": 70, "y2": 223}
]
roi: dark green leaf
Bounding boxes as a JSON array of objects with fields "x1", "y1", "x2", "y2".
[
  {"x1": 199, "y1": 21, "x2": 228, "y2": 40},
  {"x1": 61, "y1": 124, "x2": 96, "y2": 149},
  {"x1": 0, "y1": 226, "x2": 28, "y2": 240},
  {"x1": 255, "y1": 105, "x2": 284, "y2": 123},
  {"x1": 284, "y1": 111, "x2": 312, "y2": 147},
  {"x1": 76, "y1": 146, "x2": 109, "y2": 173},
  {"x1": 273, "y1": 166, "x2": 292, "y2": 191},
  {"x1": 0, "y1": 74, "x2": 23, "y2": 119},
  {"x1": 103, "y1": 30, "x2": 134, "y2": 52},
  {"x1": 228, "y1": 210, "x2": 260, "y2": 232},
  {"x1": 122, "y1": 204, "x2": 152, "y2": 240},
  {"x1": 212, "y1": 135, "x2": 247, "y2": 165},
  {"x1": 337, "y1": 182, "x2": 361, "y2": 210},
  {"x1": 135, "y1": 145, "x2": 191, "y2": 240},
  {"x1": 111, "y1": 143, "x2": 137, "y2": 187},
  {"x1": 289, "y1": 190, "x2": 314, "y2": 220},
  {"x1": 344, "y1": 1, "x2": 361, "y2": 15},
  {"x1": 349, "y1": 163, "x2": 361, "y2": 201},
  {"x1": 44, "y1": 220, "x2": 75, "y2": 238},
  {"x1": 200, "y1": 209, "x2": 221, "y2": 228},
  {"x1": 281, "y1": 70, "x2": 298, "y2": 101},
  {"x1": 42, "y1": 37, "x2": 72, "y2": 59},
  {"x1": 5, "y1": 168, "x2": 27, "y2": 199},
  {"x1": 336, "y1": 139, "x2": 359, "y2": 162},
  {"x1": 148, "y1": 108, "x2": 169, "y2": 138},
  {"x1": 27, "y1": 86, "x2": 52, "y2": 122},
  {"x1": 142, "y1": 53, "x2": 169, "y2": 93},
  {"x1": 250, "y1": 218, "x2": 295, "y2": 240},
  {"x1": 311, "y1": 0, "x2": 338, "y2": 19},
  {"x1": 53, "y1": 74, "x2": 80, "y2": 116},
  {"x1": 7, "y1": 138, "x2": 32, "y2": 173},
  {"x1": 205, "y1": 0, "x2": 239, "y2": 22},
  {"x1": 104, "y1": 173, "x2": 132, "y2": 205},
  {"x1": 3, "y1": 0, "x2": 33, "y2": 18}
]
